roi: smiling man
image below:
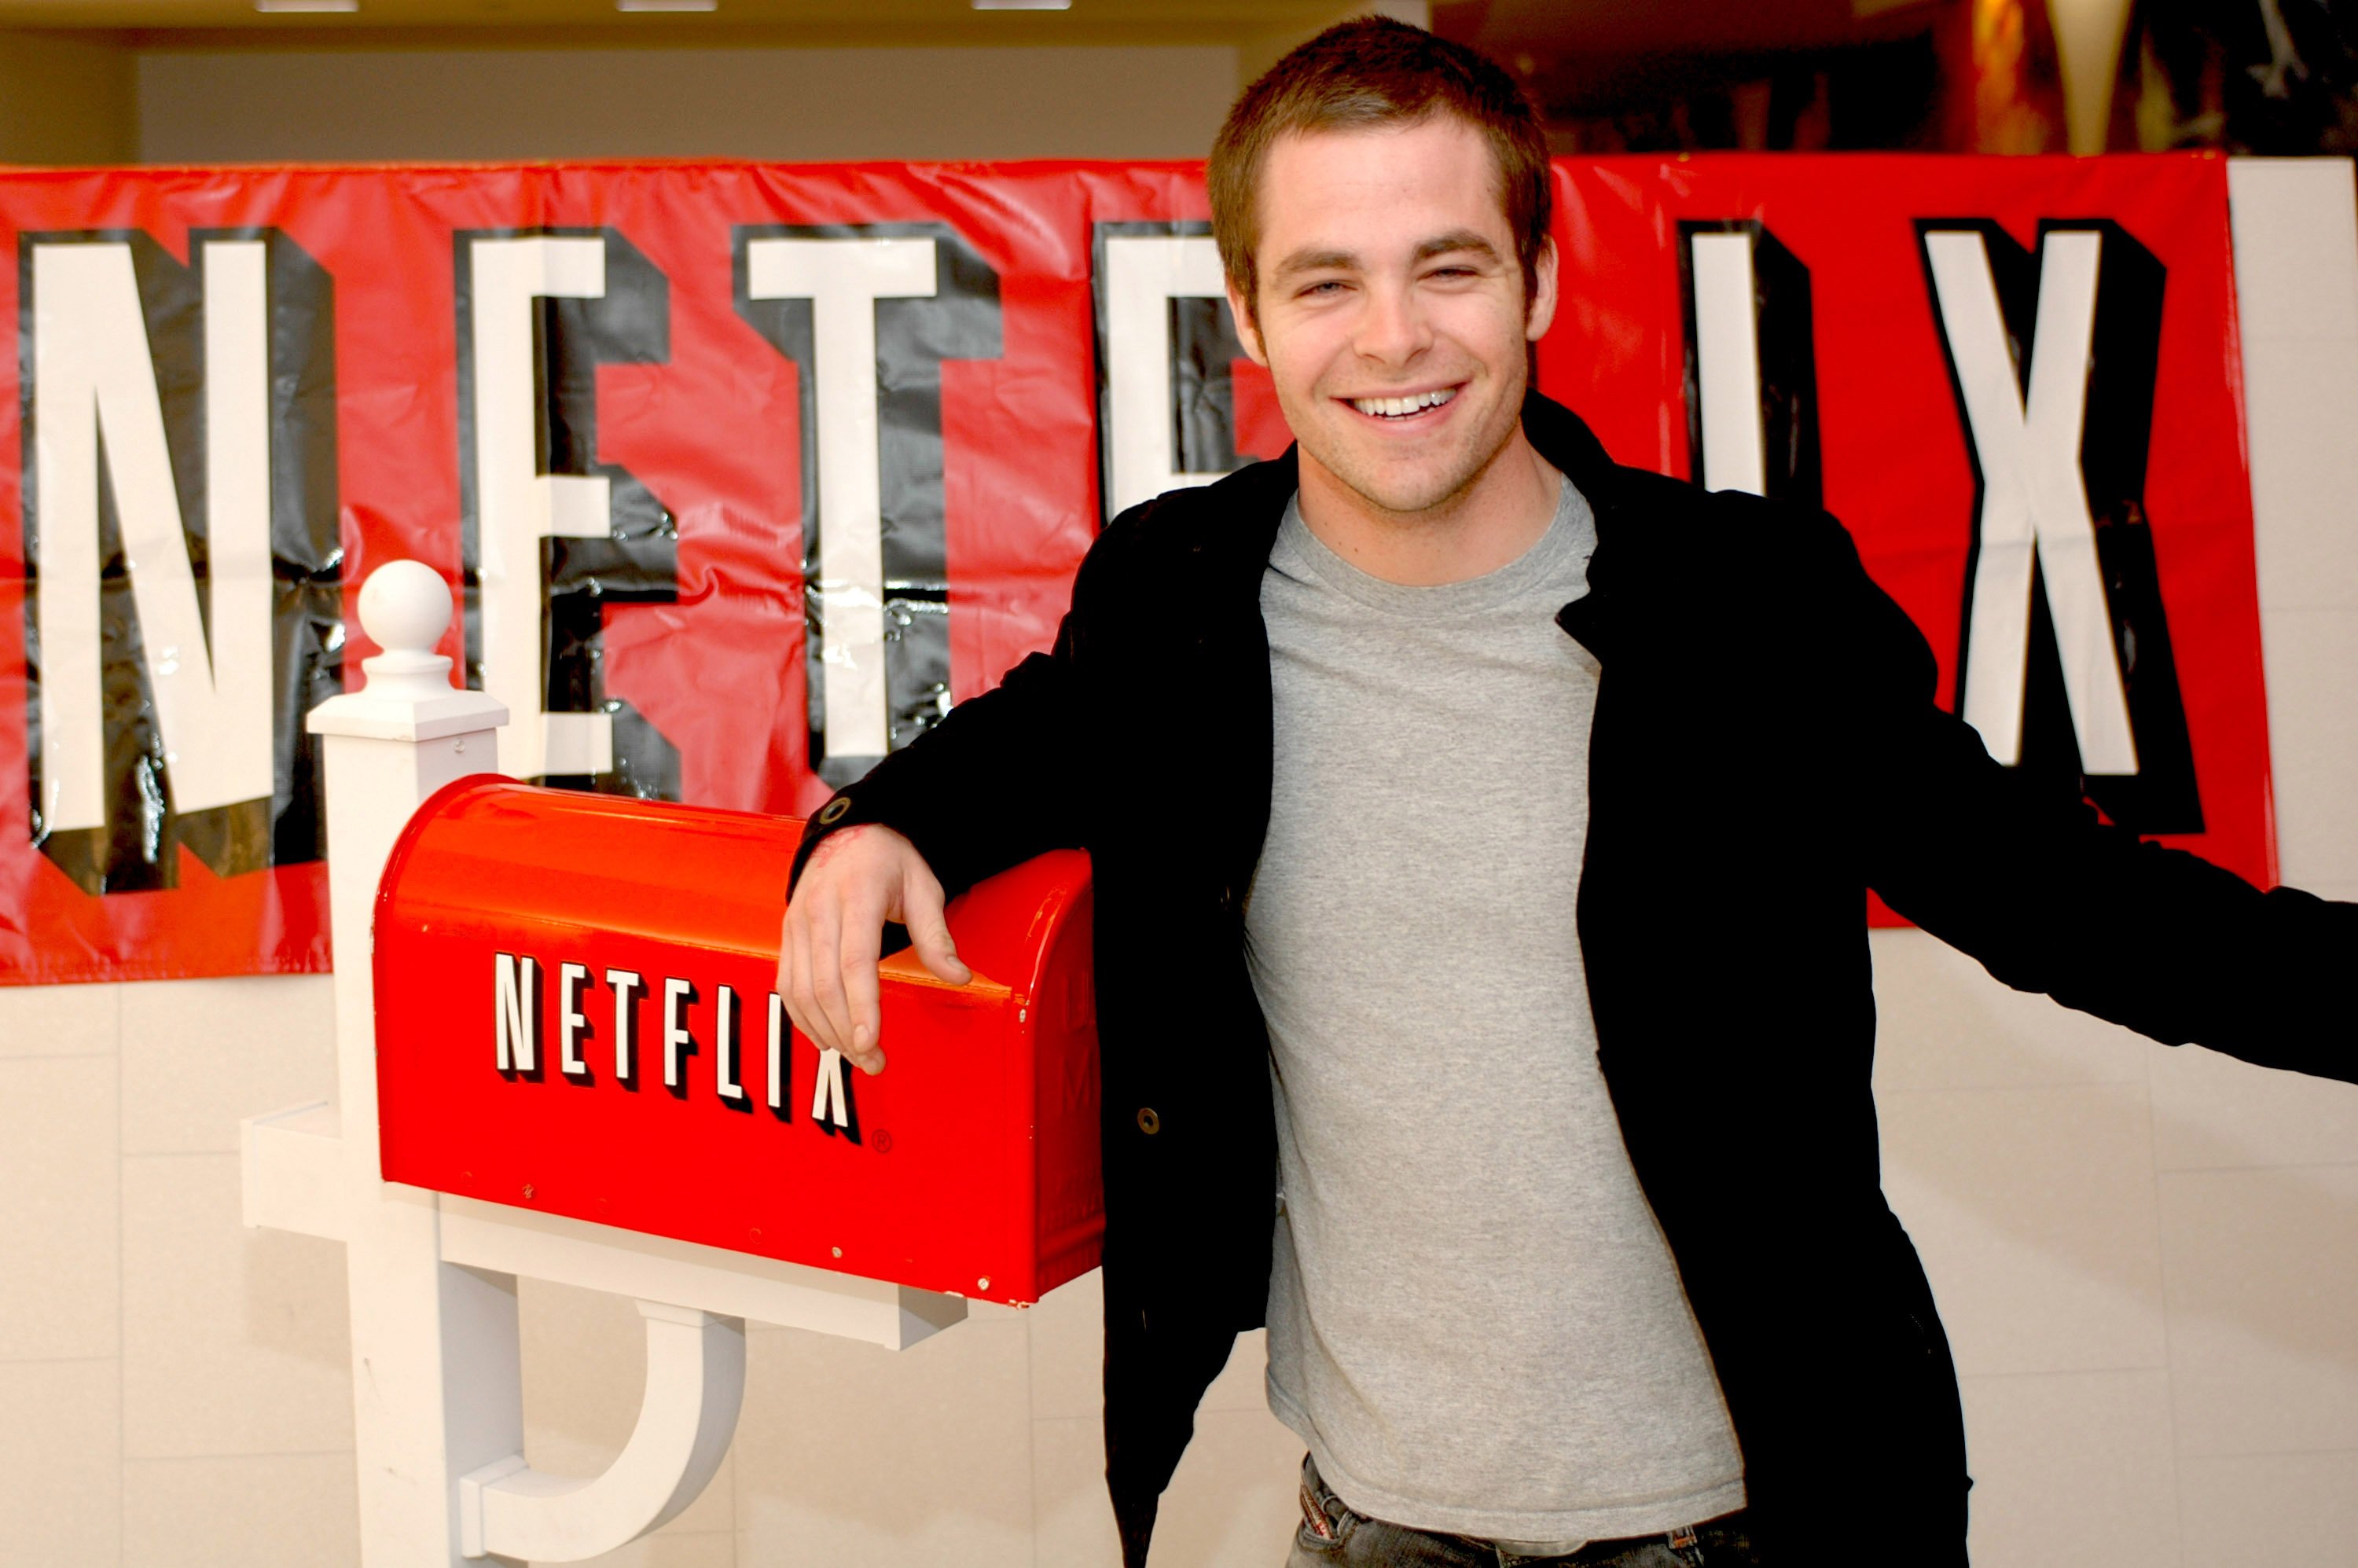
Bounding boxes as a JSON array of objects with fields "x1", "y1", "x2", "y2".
[
  {"x1": 1228, "y1": 114, "x2": 1560, "y2": 586},
  {"x1": 778, "y1": 18, "x2": 2355, "y2": 1568}
]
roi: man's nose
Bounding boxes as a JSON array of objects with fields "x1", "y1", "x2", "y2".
[{"x1": 1353, "y1": 280, "x2": 1431, "y2": 367}]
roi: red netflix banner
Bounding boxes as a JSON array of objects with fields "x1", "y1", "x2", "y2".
[{"x1": 0, "y1": 156, "x2": 2269, "y2": 983}]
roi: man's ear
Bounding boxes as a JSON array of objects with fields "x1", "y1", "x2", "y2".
[
  {"x1": 1525, "y1": 237, "x2": 1559, "y2": 343},
  {"x1": 1226, "y1": 278, "x2": 1269, "y2": 366}
]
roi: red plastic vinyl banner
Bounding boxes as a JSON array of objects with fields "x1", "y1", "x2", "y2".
[{"x1": 0, "y1": 155, "x2": 2268, "y2": 982}]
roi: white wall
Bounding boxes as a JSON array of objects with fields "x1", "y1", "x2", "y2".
[
  {"x1": 1, "y1": 160, "x2": 2353, "y2": 1566},
  {"x1": 134, "y1": 44, "x2": 1238, "y2": 164}
]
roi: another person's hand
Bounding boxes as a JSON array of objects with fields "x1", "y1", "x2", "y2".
[{"x1": 777, "y1": 822, "x2": 971, "y2": 1075}]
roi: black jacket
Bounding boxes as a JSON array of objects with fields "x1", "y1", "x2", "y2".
[{"x1": 792, "y1": 392, "x2": 2354, "y2": 1565}]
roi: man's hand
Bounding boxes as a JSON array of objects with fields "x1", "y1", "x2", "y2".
[{"x1": 778, "y1": 822, "x2": 972, "y2": 1075}]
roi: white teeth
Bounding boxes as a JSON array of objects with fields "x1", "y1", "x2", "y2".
[{"x1": 1352, "y1": 387, "x2": 1456, "y2": 418}]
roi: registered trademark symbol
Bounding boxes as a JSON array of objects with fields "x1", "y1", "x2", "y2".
[{"x1": 872, "y1": 1130, "x2": 894, "y2": 1154}]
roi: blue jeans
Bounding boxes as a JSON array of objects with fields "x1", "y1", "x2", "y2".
[{"x1": 1287, "y1": 1455, "x2": 1763, "y2": 1568}]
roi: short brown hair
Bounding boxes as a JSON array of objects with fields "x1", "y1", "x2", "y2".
[{"x1": 1208, "y1": 16, "x2": 1552, "y2": 319}]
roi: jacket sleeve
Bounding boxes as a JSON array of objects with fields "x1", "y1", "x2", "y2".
[
  {"x1": 786, "y1": 511, "x2": 1130, "y2": 904},
  {"x1": 1849, "y1": 539, "x2": 2357, "y2": 1081}
]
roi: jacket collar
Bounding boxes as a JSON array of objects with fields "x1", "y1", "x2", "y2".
[{"x1": 1522, "y1": 391, "x2": 1631, "y2": 665}]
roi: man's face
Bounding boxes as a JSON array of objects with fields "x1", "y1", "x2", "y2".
[{"x1": 1227, "y1": 116, "x2": 1558, "y2": 523}]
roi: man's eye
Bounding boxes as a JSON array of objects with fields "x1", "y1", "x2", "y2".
[{"x1": 1299, "y1": 279, "x2": 1346, "y2": 297}]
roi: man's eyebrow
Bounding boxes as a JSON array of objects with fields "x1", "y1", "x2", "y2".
[
  {"x1": 1413, "y1": 230, "x2": 1502, "y2": 264},
  {"x1": 1269, "y1": 232, "x2": 1503, "y2": 283},
  {"x1": 1269, "y1": 246, "x2": 1358, "y2": 281}
]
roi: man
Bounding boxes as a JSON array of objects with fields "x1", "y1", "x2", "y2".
[{"x1": 779, "y1": 18, "x2": 2353, "y2": 1567}]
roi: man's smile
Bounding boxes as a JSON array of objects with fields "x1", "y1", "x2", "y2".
[{"x1": 1342, "y1": 384, "x2": 1462, "y2": 422}]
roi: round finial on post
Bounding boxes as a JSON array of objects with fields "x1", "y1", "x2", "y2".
[
  {"x1": 360, "y1": 559, "x2": 453, "y2": 655},
  {"x1": 358, "y1": 560, "x2": 458, "y2": 696}
]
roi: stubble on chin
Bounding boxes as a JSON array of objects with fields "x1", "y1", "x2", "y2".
[{"x1": 1300, "y1": 379, "x2": 1528, "y2": 526}]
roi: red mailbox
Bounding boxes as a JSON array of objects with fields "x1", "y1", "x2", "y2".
[{"x1": 373, "y1": 779, "x2": 1101, "y2": 1306}]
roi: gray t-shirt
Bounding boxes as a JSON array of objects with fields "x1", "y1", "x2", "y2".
[{"x1": 1248, "y1": 478, "x2": 1746, "y2": 1548}]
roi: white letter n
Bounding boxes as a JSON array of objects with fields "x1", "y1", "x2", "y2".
[
  {"x1": 496, "y1": 953, "x2": 539, "y2": 1073},
  {"x1": 31, "y1": 239, "x2": 275, "y2": 833}
]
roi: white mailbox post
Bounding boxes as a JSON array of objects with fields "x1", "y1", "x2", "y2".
[{"x1": 241, "y1": 561, "x2": 966, "y2": 1564}]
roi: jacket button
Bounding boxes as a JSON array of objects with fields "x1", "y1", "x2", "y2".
[
  {"x1": 1136, "y1": 1107, "x2": 1161, "y2": 1136},
  {"x1": 816, "y1": 798, "x2": 850, "y2": 824}
]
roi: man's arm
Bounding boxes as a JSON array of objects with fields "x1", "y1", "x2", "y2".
[
  {"x1": 1844, "y1": 534, "x2": 2357, "y2": 1080},
  {"x1": 777, "y1": 512, "x2": 1127, "y2": 1070}
]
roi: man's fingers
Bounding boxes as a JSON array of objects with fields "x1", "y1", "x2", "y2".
[
  {"x1": 832, "y1": 883, "x2": 888, "y2": 1073},
  {"x1": 780, "y1": 902, "x2": 815, "y2": 1045},
  {"x1": 902, "y1": 865, "x2": 973, "y2": 987},
  {"x1": 839, "y1": 919, "x2": 886, "y2": 1076},
  {"x1": 803, "y1": 902, "x2": 860, "y2": 1059},
  {"x1": 782, "y1": 912, "x2": 820, "y2": 1052},
  {"x1": 777, "y1": 822, "x2": 942, "y2": 1074},
  {"x1": 783, "y1": 901, "x2": 811, "y2": 1009}
]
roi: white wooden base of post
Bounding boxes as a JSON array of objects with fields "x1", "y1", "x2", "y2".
[
  {"x1": 241, "y1": 562, "x2": 964, "y2": 1566},
  {"x1": 458, "y1": 1301, "x2": 744, "y2": 1562}
]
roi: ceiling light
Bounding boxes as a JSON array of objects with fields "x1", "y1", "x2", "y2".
[
  {"x1": 616, "y1": 0, "x2": 718, "y2": 10},
  {"x1": 973, "y1": 0, "x2": 1073, "y2": 9},
  {"x1": 254, "y1": 0, "x2": 359, "y2": 11}
]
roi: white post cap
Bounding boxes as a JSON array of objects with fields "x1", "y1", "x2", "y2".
[
  {"x1": 307, "y1": 562, "x2": 510, "y2": 743},
  {"x1": 358, "y1": 559, "x2": 461, "y2": 697}
]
